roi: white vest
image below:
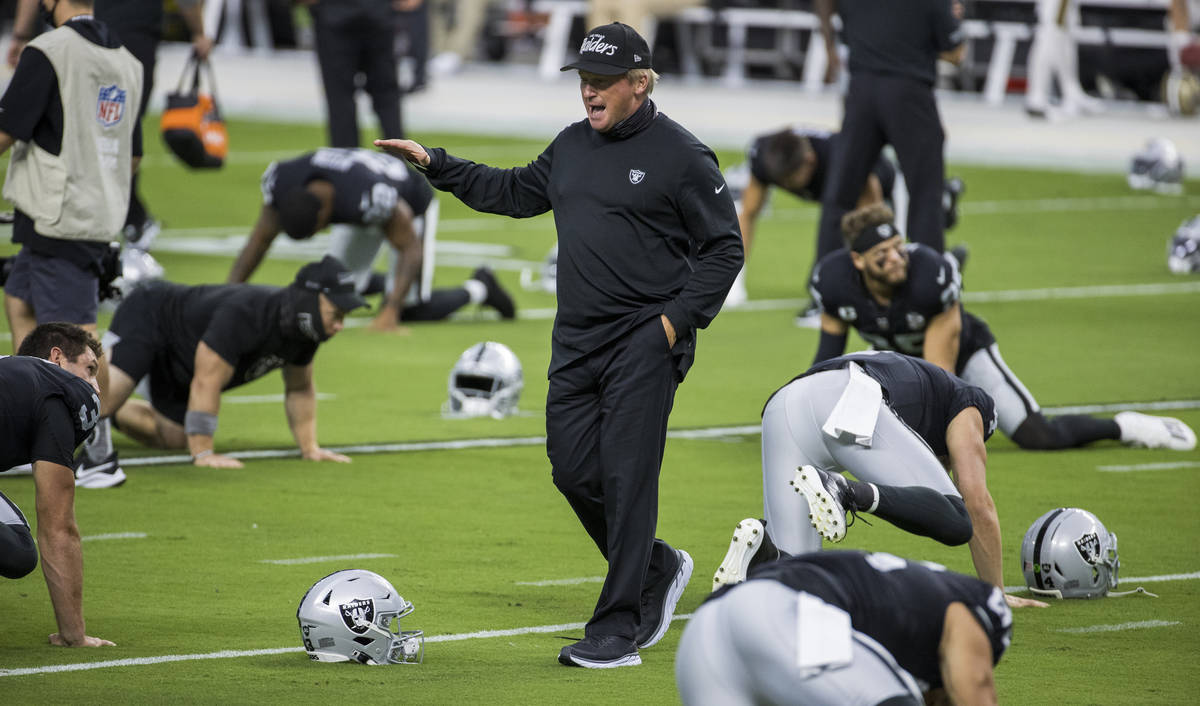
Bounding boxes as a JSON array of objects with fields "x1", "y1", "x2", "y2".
[{"x1": 2, "y1": 24, "x2": 142, "y2": 242}]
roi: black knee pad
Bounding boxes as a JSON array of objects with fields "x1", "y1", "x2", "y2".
[
  {"x1": 0, "y1": 524, "x2": 39, "y2": 579},
  {"x1": 1011, "y1": 413, "x2": 1068, "y2": 450},
  {"x1": 943, "y1": 495, "x2": 974, "y2": 546}
]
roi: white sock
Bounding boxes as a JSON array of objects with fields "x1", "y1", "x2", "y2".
[
  {"x1": 463, "y1": 279, "x2": 487, "y2": 305},
  {"x1": 85, "y1": 418, "x2": 114, "y2": 462},
  {"x1": 865, "y1": 483, "x2": 880, "y2": 514}
]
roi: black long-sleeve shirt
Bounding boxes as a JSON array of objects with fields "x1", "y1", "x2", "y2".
[{"x1": 421, "y1": 109, "x2": 744, "y2": 377}]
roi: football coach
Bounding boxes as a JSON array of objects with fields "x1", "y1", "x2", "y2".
[{"x1": 375, "y1": 22, "x2": 743, "y2": 668}]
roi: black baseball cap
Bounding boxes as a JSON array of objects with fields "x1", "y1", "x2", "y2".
[
  {"x1": 560, "y1": 22, "x2": 652, "y2": 76},
  {"x1": 292, "y1": 256, "x2": 367, "y2": 312}
]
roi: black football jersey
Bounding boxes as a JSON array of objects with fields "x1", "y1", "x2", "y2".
[
  {"x1": 810, "y1": 243, "x2": 995, "y2": 374},
  {"x1": 0, "y1": 355, "x2": 101, "y2": 469},
  {"x1": 747, "y1": 127, "x2": 895, "y2": 202},
  {"x1": 261, "y1": 148, "x2": 433, "y2": 235},
  {"x1": 797, "y1": 351, "x2": 997, "y2": 454},
  {"x1": 745, "y1": 550, "x2": 1012, "y2": 690},
  {"x1": 137, "y1": 281, "x2": 320, "y2": 391}
]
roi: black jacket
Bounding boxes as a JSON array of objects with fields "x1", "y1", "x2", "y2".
[{"x1": 421, "y1": 107, "x2": 743, "y2": 378}]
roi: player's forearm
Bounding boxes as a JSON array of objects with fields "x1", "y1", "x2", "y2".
[
  {"x1": 11, "y1": 0, "x2": 38, "y2": 38},
  {"x1": 37, "y1": 522, "x2": 87, "y2": 644},
  {"x1": 965, "y1": 493, "x2": 1003, "y2": 588},
  {"x1": 945, "y1": 670, "x2": 998, "y2": 706},
  {"x1": 384, "y1": 245, "x2": 423, "y2": 319},
  {"x1": 186, "y1": 380, "x2": 223, "y2": 456},
  {"x1": 177, "y1": 1, "x2": 206, "y2": 38},
  {"x1": 284, "y1": 387, "x2": 320, "y2": 454}
]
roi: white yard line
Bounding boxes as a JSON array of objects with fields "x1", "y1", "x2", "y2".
[
  {"x1": 1003, "y1": 570, "x2": 1200, "y2": 593},
  {"x1": 260, "y1": 553, "x2": 397, "y2": 566},
  {"x1": 1056, "y1": 620, "x2": 1182, "y2": 634},
  {"x1": 1097, "y1": 461, "x2": 1200, "y2": 473},
  {"x1": 112, "y1": 402, "x2": 1200, "y2": 468},
  {"x1": 81, "y1": 532, "x2": 147, "y2": 542},
  {"x1": 515, "y1": 577, "x2": 605, "y2": 586},
  {"x1": 224, "y1": 393, "x2": 335, "y2": 404}
]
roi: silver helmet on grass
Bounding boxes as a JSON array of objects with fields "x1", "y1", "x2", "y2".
[
  {"x1": 1020, "y1": 508, "x2": 1119, "y2": 599},
  {"x1": 443, "y1": 341, "x2": 523, "y2": 419},
  {"x1": 1167, "y1": 215, "x2": 1200, "y2": 274},
  {"x1": 1127, "y1": 138, "x2": 1184, "y2": 194},
  {"x1": 297, "y1": 569, "x2": 424, "y2": 664}
]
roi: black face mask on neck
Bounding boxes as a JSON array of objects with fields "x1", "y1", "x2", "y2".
[
  {"x1": 282, "y1": 287, "x2": 330, "y2": 343},
  {"x1": 40, "y1": 0, "x2": 60, "y2": 28}
]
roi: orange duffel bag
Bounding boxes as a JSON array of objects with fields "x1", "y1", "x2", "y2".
[{"x1": 160, "y1": 54, "x2": 227, "y2": 169}]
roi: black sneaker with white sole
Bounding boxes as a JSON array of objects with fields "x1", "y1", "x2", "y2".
[
  {"x1": 712, "y1": 518, "x2": 782, "y2": 591},
  {"x1": 73, "y1": 451, "x2": 127, "y2": 489},
  {"x1": 636, "y1": 547, "x2": 693, "y2": 649},
  {"x1": 558, "y1": 635, "x2": 641, "y2": 668},
  {"x1": 471, "y1": 266, "x2": 516, "y2": 320}
]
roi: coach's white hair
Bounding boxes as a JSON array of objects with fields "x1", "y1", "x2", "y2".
[{"x1": 627, "y1": 68, "x2": 660, "y2": 95}]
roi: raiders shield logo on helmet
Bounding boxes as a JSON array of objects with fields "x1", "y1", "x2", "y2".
[
  {"x1": 1074, "y1": 533, "x2": 1101, "y2": 564},
  {"x1": 629, "y1": 169, "x2": 645, "y2": 184},
  {"x1": 339, "y1": 598, "x2": 375, "y2": 634}
]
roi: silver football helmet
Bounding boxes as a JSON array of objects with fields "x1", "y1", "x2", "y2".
[
  {"x1": 1020, "y1": 508, "x2": 1119, "y2": 599},
  {"x1": 1167, "y1": 215, "x2": 1200, "y2": 274},
  {"x1": 443, "y1": 341, "x2": 523, "y2": 419},
  {"x1": 296, "y1": 569, "x2": 424, "y2": 664},
  {"x1": 1127, "y1": 138, "x2": 1184, "y2": 194}
]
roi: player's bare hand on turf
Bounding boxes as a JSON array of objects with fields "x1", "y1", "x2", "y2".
[
  {"x1": 303, "y1": 448, "x2": 352, "y2": 463},
  {"x1": 1005, "y1": 593, "x2": 1049, "y2": 608},
  {"x1": 374, "y1": 139, "x2": 430, "y2": 167},
  {"x1": 194, "y1": 452, "x2": 244, "y2": 469},
  {"x1": 49, "y1": 633, "x2": 115, "y2": 647}
]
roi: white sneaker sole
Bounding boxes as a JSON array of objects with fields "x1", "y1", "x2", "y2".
[
  {"x1": 789, "y1": 466, "x2": 846, "y2": 542},
  {"x1": 566, "y1": 652, "x2": 643, "y2": 669},
  {"x1": 1117, "y1": 412, "x2": 1198, "y2": 451},
  {"x1": 75, "y1": 465, "x2": 127, "y2": 489},
  {"x1": 638, "y1": 549, "x2": 693, "y2": 649},
  {"x1": 712, "y1": 518, "x2": 764, "y2": 591}
]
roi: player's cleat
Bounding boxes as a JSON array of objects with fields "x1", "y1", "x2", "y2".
[
  {"x1": 794, "y1": 303, "x2": 821, "y2": 329},
  {"x1": 1, "y1": 463, "x2": 33, "y2": 476},
  {"x1": 789, "y1": 465, "x2": 854, "y2": 542},
  {"x1": 471, "y1": 266, "x2": 516, "y2": 320},
  {"x1": 636, "y1": 548, "x2": 693, "y2": 648},
  {"x1": 1115, "y1": 412, "x2": 1197, "y2": 451},
  {"x1": 123, "y1": 218, "x2": 160, "y2": 252},
  {"x1": 943, "y1": 177, "x2": 966, "y2": 230},
  {"x1": 712, "y1": 518, "x2": 781, "y2": 591},
  {"x1": 949, "y1": 243, "x2": 970, "y2": 272},
  {"x1": 73, "y1": 451, "x2": 127, "y2": 489},
  {"x1": 558, "y1": 635, "x2": 641, "y2": 668}
]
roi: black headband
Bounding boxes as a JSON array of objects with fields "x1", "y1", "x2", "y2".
[{"x1": 851, "y1": 222, "x2": 901, "y2": 254}]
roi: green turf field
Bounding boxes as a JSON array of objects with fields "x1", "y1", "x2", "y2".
[{"x1": 1, "y1": 118, "x2": 1198, "y2": 703}]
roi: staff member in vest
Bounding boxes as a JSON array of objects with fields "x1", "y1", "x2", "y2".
[
  {"x1": 1, "y1": 323, "x2": 114, "y2": 647},
  {"x1": 815, "y1": 0, "x2": 964, "y2": 261},
  {"x1": 7, "y1": 0, "x2": 213, "y2": 250},
  {"x1": 0, "y1": 0, "x2": 142, "y2": 360},
  {"x1": 376, "y1": 22, "x2": 744, "y2": 669}
]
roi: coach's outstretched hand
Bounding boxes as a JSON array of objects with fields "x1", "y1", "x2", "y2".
[{"x1": 375, "y1": 139, "x2": 430, "y2": 168}]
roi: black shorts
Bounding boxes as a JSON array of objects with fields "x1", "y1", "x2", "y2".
[
  {"x1": 106, "y1": 283, "x2": 189, "y2": 425},
  {"x1": 3, "y1": 248, "x2": 99, "y2": 324}
]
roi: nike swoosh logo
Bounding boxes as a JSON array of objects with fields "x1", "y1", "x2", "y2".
[{"x1": 714, "y1": 184, "x2": 726, "y2": 194}]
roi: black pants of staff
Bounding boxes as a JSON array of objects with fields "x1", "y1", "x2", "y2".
[
  {"x1": 818, "y1": 71, "x2": 946, "y2": 260},
  {"x1": 546, "y1": 317, "x2": 681, "y2": 640},
  {"x1": 116, "y1": 27, "x2": 158, "y2": 231},
  {"x1": 313, "y1": 15, "x2": 404, "y2": 148}
]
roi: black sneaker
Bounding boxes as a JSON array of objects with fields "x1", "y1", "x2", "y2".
[
  {"x1": 557, "y1": 635, "x2": 641, "y2": 668},
  {"x1": 73, "y1": 450, "x2": 127, "y2": 489},
  {"x1": 949, "y1": 243, "x2": 970, "y2": 273},
  {"x1": 636, "y1": 547, "x2": 693, "y2": 648},
  {"x1": 712, "y1": 518, "x2": 781, "y2": 591},
  {"x1": 471, "y1": 266, "x2": 516, "y2": 320},
  {"x1": 943, "y1": 177, "x2": 965, "y2": 230},
  {"x1": 789, "y1": 465, "x2": 853, "y2": 542}
]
